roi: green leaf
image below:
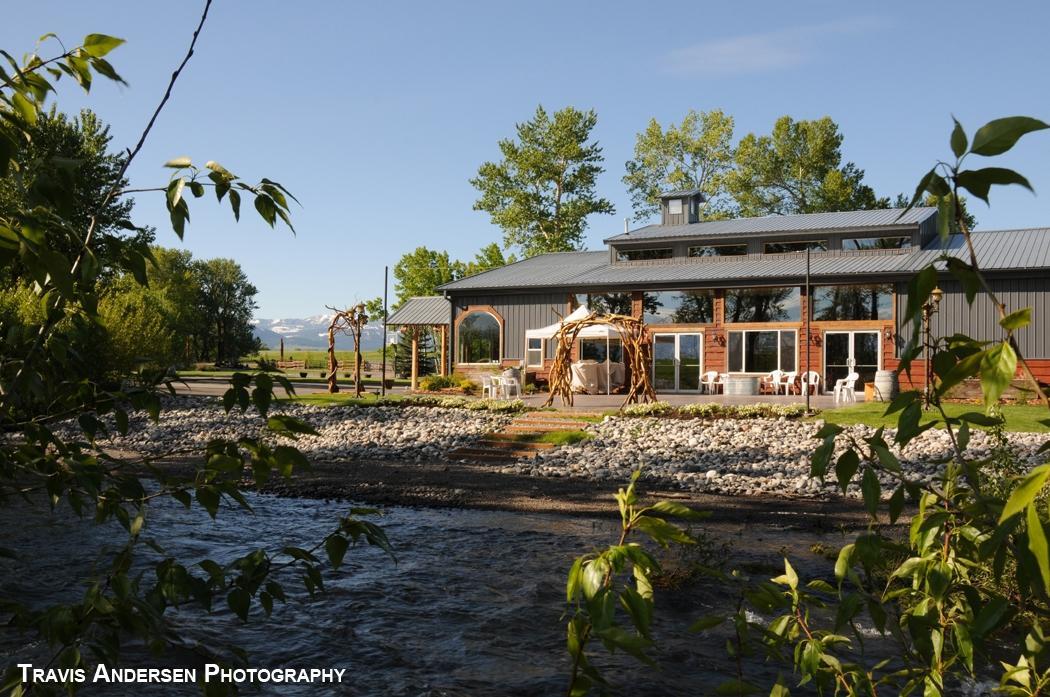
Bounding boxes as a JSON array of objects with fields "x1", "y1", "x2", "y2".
[
  {"x1": 956, "y1": 167, "x2": 1034, "y2": 205},
  {"x1": 950, "y1": 117, "x2": 968, "y2": 158},
  {"x1": 1027, "y1": 504, "x2": 1050, "y2": 594},
  {"x1": 226, "y1": 587, "x2": 250, "y2": 622},
  {"x1": 82, "y1": 34, "x2": 125, "y2": 58},
  {"x1": 649, "y1": 500, "x2": 710, "y2": 521},
  {"x1": 834, "y1": 544, "x2": 854, "y2": 583},
  {"x1": 888, "y1": 485, "x2": 906, "y2": 524},
  {"x1": 273, "y1": 445, "x2": 310, "y2": 477},
  {"x1": 195, "y1": 485, "x2": 221, "y2": 519},
  {"x1": 1000, "y1": 307, "x2": 1032, "y2": 331},
  {"x1": 970, "y1": 116, "x2": 1050, "y2": 156},
  {"x1": 12, "y1": 92, "x2": 37, "y2": 125},
  {"x1": 566, "y1": 556, "x2": 585, "y2": 602},
  {"x1": 325, "y1": 534, "x2": 349, "y2": 569},
  {"x1": 1000, "y1": 464, "x2": 1050, "y2": 523},
  {"x1": 834, "y1": 450, "x2": 859, "y2": 495},
  {"x1": 861, "y1": 467, "x2": 880, "y2": 518},
  {"x1": 228, "y1": 189, "x2": 241, "y2": 221},
  {"x1": 164, "y1": 156, "x2": 192, "y2": 169},
  {"x1": 688, "y1": 614, "x2": 725, "y2": 632},
  {"x1": 267, "y1": 415, "x2": 319, "y2": 438},
  {"x1": 980, "y1": 341, "x2": 1017, "y2": 411}
]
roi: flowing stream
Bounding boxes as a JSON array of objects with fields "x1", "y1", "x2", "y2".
[{"x1": 0, "y1": 491, "x2": 996, "y2": 696}]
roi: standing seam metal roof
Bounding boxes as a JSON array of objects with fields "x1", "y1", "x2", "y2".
[
  {"x1": 604, "y1": 207, "x2": 938, "y2": 243},
  {"x1": 436, "y1": 228, "x2": 1050, "y2": 292},
  {"x1": 386, "y1": 296, "x2": 451, "y2": 326}
]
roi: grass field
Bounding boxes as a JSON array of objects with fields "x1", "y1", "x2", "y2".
[
  {"x1": 814, "y1": 402, "x2": 1050, "y2": 433},
  {"x1": 255, "y1": 348, "x2": 387, "y2": 369}
]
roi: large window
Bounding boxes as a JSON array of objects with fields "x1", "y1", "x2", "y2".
[
  {"x1": 581, "y1": 338, "x2": 623, "y2": 363},
  {"x1": 667, "y1": 199, "x2": 683, "y2": 215},
  {"x1": 643, "y1": 290, "x2": 714, "y2": 324},
  {"x1": 727, "y1": 330, "x2": 796, "y2": 373},
  {"x1": 617, "y1": 248, "x2": 673, "y2": 262},
  {"x1": 458, "y1": 311, "x2": 500, "y2": 364},
  {"x1": 724, "y1": 287, "x2": 801, "y2": 323},
  {"x1": 575, "y1": 292, "x2": 633, "y2": 315},
  {"x1": 842, "y1": 236, "x2": 911, "y2": 250},
  {"x1": 688, "y1": 244, "x2": 748, "y2": 257},
  {"x1": 764, "y1": 240, "x2": 828, "y2": 253},
  {"x1": 812, "y1": 284, "x2": 893, "y2": 321},
  {"x1": 526, "y1": 337, "x2": 543, "y2": 367}
]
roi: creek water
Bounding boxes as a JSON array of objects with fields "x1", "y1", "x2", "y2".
[{"x1": 0, "y1": 492, "x2": 995, "y2": 696}]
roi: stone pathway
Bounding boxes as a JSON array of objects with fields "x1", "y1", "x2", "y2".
[{"x1": 448, "y1": 413, "x2": 595, "y2": 464}]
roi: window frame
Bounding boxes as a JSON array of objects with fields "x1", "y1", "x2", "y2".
[
  {"x1": 687, "y1": 244, "x2": 748, "y2": 257},
  {"x1": 726, "y1": 329, "x2": 797, "y2": 374},
  {"x1": 723, "y1": 286, "x2": 802, "y2": 323},
  {"x1": 841, "y1": 236, "x2": 912, "y2": 251},
  {"x1": 525, "y1": 337, "x2": 544, "y2": 368},
  {"x1": 456, "y1": 310, "x2": 502, "y2": 365},
  {"x1": 667, "y1": 198, "x2": 683, "y2": 215},
  {"x1": 616, "y1": 248, "x2": 674, "y2": 262},
  {"x1": 810, "y1": 284, "x2": 894, "y2": 321},
  {"x1": 643, "y1": 289, "x2": 715, "y2": 324},
  {"x1": 763, "y1": 240, "x2": 828, "y2": 254}
]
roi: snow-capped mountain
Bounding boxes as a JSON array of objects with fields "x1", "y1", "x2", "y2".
[{"x1": 252, "y1": 315, "x2": 387, "y2": 351}]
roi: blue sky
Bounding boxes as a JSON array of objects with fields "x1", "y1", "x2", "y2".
[{"x1": 4, "y1": 2, "x2": 1049, "y2": 318}]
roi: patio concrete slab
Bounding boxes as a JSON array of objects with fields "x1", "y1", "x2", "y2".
[{"x1": 522, "y1": 392, "x2": 845, "y2": 412}]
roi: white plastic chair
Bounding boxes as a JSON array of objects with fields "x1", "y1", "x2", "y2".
[
  {"x1": 778, "y1": 371, "x2": 798, "y2": 395},
  {"x1": 763, "y1": 369, "x2": 784, "y2": 395},
  {"x1": 481, "y1": 375, "x2": 496, "y2": 399},
  {"x1": 700, "y1": 370, "x2": 722, "y2": 394},
  {"x1": 833, "y1": 372, "x2": 859, "y2": 403},
  {"x1": 800, "y1": 371, "x2": 822, "y2": 395},
  {"x1": 502, "y1": 377, "x2": 521, "y2": 398}
]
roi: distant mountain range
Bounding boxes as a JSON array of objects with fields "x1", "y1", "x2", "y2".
[{"x1": 252, "y1": 315, "x2": 388, "y2": 351}]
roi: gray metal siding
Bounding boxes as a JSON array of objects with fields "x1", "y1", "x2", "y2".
[
  {"x1": 452, "y1": 292, "x2": 568, "y2": 362},
  {"x1": 896, "y1": 276, "x2": 1050, "y2": 358}
]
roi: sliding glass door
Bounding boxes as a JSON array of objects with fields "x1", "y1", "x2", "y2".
[
  {"x1": 652, "y1": 333, "x2": 702, "y2": 392},
  {"x1": 824, "y1": 331, "x2": 880, "y2": 391}
]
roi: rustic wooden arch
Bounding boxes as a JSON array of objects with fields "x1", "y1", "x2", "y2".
[{"x1": 543, "y1": 312, "x2": 657, "y2": 409}]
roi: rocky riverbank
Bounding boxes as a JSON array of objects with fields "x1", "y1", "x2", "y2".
[
  {"x1": 509, "y1": 416, "x2": 1047, "y2": 498},
  {"x1": 84, "y1": 397, "x2": 1047, "y2": 502},
  {"x1": 102, "y1": 397, "x2": 512, "y2": 462}
]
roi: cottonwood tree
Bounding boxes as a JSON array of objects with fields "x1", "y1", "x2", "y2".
[
  {"x1": 471, "y1": 105, "x2": 614, "y2": 257},
  {"x1": 623, "y1": 109, "x2": 736, "y2": 222},
  {"x1": 727, "y1": 115, "x2": 888, "y2": 217},
  {"x1": 392, "y1": 245, "x2": 463, "y2": 308},
  {"x1": 462, "y1": 242, "x2": 516, "y2": 277}
]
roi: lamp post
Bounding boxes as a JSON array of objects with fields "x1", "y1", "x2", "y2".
[{"x1": 922, "y1": 286, "x2": 943, "y2": 409}]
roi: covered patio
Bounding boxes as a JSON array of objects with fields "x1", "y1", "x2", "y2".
[
  {"x1": 386, "y1": 296, "x2": 451, "y2": 390},
  {"x1": 520, "y1": 390, "x2": 841, "y2": 412}
]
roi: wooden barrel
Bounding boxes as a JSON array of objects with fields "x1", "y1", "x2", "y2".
[
  {"x1": 873, "y1": 370, "x2": 898, "y2": 402},
  {"x1": 724, "y1": 375, "x2": 759, "y2": 396}
]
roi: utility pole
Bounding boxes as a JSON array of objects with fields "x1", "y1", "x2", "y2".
[
  {"x1": 805, "y1": 247, "x2": 811, "y2": 414},
  {"x1": 381, "y1": 265, "x2": 389, "y2": 397}
]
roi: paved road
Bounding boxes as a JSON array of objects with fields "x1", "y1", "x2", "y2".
[{"x1": 173, "y1": 377, "x2": 407, "y2": 398}]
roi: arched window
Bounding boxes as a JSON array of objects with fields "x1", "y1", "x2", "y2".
[{"x1": 458, "y1": 311, "x2": 501, "y2": 364}]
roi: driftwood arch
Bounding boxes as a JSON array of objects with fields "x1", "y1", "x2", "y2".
[{"x1": 543, "y1": 313, "x2": 656, "y2": 409}]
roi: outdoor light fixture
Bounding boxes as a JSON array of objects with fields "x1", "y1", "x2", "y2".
[{"x1": 884, "y1": 327, "x2": 894, "y2": 343}]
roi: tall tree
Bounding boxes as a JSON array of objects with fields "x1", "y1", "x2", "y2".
[
  {"x1": 0, "y1": 108, "x2": 153, "y2": 285},
  {"x1": 727, "y1": 115, "x2": 888, "y2": 217},
  {"x1": 193, "y1": 257, "x2": 261, "y2": 364},
  {"x1": 392, "y1": 246, "x2": 463, "y2": 308},
  {"x1": 462, "y1": 242, "x2": 516, "y2": 277},
  {"x1": 471, "y1": 105, "x2": 614, "y2": 257},
  {"x1": 623, "y1": 109, "x2": 736, "y2": 222}
]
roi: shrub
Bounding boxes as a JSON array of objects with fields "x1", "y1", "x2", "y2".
[{"x1": 419, "y1": 374, "x2": 460, "y2": 391}]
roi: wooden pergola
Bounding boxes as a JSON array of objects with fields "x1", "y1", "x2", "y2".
[{"x1": 386, "y1": 296, "x2": 451, "y2": 389}]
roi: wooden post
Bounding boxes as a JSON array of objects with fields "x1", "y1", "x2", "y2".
[
  {"x1": 439, "y1": 325, "x2": 447, "y2": 376},
  {"x1": 280, "y1": 337, "x2": 284, "y2": 362},
  {"x1": 410, "y1": 329, "x2": 419, "y2": 390},
  {"x1": 326, "y1": 326, "x2": 339, "y2": 393}
]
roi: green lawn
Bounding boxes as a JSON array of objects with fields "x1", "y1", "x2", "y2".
[
  {"x1": 255, "y1": 348, "x2": 387, "y2": 369},
  {"x1": 279, "y1": 393, "x2": 406, "y2": 407},
  {"x1": 176, "y1": 370, "x2": 407, "y2": 385},
  {"x1": 815, "y1": 402, "x2": 1050, "y2": 433}
]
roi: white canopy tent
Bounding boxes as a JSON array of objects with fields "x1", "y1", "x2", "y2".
[{"x1": 524, "y1": 306, "x2": 622, "y2": 395}]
